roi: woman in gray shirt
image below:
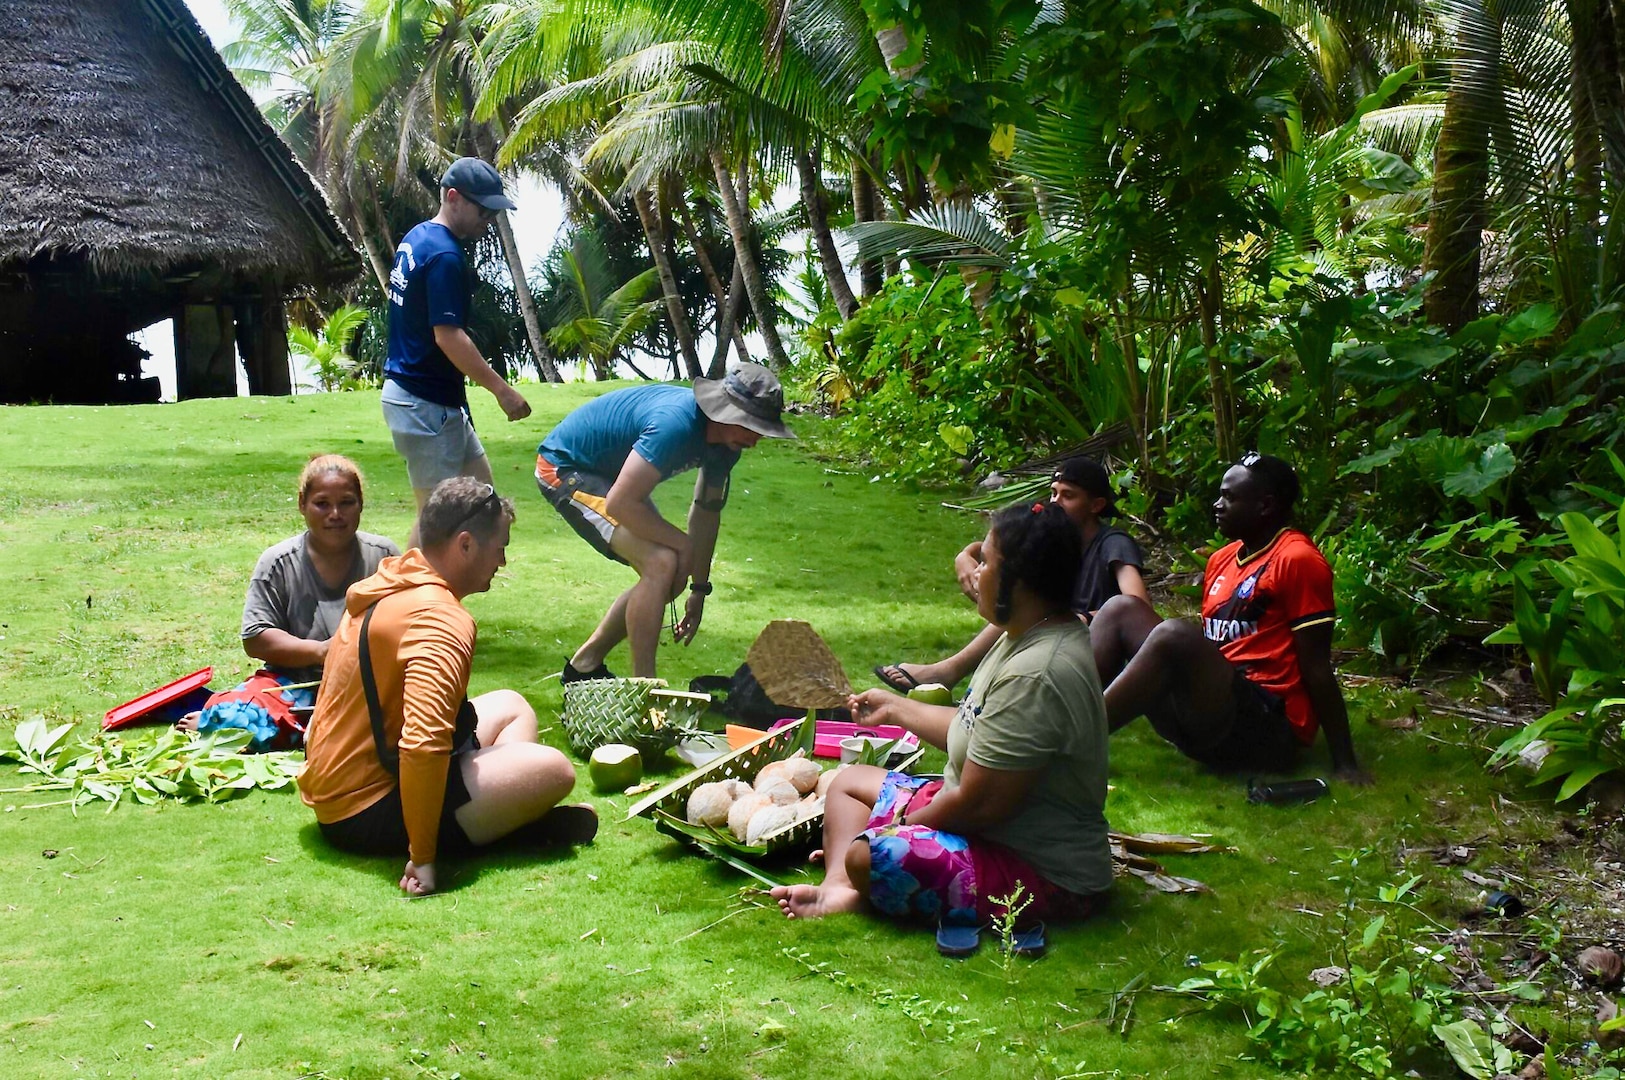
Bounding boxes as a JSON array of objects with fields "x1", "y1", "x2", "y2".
[{"x1": 183, "y1": 456, "x2": 397, "y2": 748}]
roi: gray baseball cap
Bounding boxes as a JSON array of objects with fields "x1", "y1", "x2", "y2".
[
  {"x1": 694, "y1": 363, "x2": 795, "y2": 439},
  {"x1": 440, "y1": 157, "x2": 517, "y2": 211}
]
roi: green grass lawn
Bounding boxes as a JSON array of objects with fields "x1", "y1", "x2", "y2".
[{"x1": 0, "y1": 387, "x2": 1551, "y2": 1079}]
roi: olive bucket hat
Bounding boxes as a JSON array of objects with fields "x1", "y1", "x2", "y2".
[{"x1": 693, "y1": 363, "x2": 796, "y2": 439}]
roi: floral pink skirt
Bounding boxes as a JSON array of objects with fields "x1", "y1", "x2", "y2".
[{"x1": 860, "y1": 772, "x2": 1104, "y2": 925}]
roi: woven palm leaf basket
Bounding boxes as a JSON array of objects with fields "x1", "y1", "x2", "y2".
[
  {"x1": 626, "y1": 719, "x2": 922, "y2": 861},
  {"x1": 559, "y1": 677, "x2": 711, "y2": 758}
]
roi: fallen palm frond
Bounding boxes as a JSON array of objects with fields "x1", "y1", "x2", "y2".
[{"x1": 0, "y1": 715, "x2": 303, "y2": 814}]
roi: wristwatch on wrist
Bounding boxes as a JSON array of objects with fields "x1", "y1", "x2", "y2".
[{"x1": 689, "y1": 580, "x2": 714, "y2": 596}]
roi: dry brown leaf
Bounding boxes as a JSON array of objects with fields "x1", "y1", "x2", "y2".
[
  {"x1": 1109, "y1": 830, "x2": 1231, "y2": 855},
  {"x1": 1126, "y1": 867, "x2": 1211, "y2": 894}
]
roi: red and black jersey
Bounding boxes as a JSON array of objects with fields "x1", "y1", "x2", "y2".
[{"x1": 1202, "y1": 529, "x2": 1336, "y2": 744}]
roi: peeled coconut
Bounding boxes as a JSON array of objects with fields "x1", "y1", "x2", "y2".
[
  {"x1": 728, "y1": 792, "x2": 772, "y2": 841},
  {"x1": 722, "y1": 778, "x2": 752, "y2": 799},
  {"x1": 815, "y1": 764, "x2": 847, "y2": 799},
  {"x1": 755, "y1": 778, "x2": 800, "y2": 806},
  {"x1": 794, "y1": 797, "x2": 824, "y2": 823},
  {"x1": 588, "y1": 744, "x2": 643, "y2": 792},
  {"x1": 772, "y1": 757, "x2": 821, "y2": 795},
  {"x1": 686, "y1": 781, "x2": 737, "y2": 827},
  {"x1": 745, "y1": 803, "x2": 798, "y2": 846},
  {"x1": 755, "y1": 760, "x2": 793, "y2": 787}
]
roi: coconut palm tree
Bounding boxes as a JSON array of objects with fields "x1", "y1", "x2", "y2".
[{"x1": 537, "y1": 229, "x2": 662, "y2": 379}]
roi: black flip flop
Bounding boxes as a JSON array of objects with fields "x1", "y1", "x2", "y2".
[{"x1": 873, "y1": 664, "x2": 921, "y2": 693}]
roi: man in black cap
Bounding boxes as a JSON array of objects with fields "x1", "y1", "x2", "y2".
[
  {"x1": 382, "y1": 157, "x2": 532, "y2": 525},
  {"x1": 875, "y1": 457, "x2": 1149, "y2": 693},
  {"x1": 534, "y1": 364, "x2": 795, "y2": 680}
]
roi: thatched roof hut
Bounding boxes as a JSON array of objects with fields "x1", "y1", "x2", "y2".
[{"x1": 0, "y1": 0, "x2": 361, "y2": 403}]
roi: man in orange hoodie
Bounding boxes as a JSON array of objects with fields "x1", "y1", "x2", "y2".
[{"x1": 299, "y1": 478, "x2": 593, "y2": 895}]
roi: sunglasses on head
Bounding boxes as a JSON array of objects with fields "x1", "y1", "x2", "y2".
[
  {"x1": 451, "y1": 483, "x2": 501, "y2": 536},
  {"x1": 1237, "y1": 451, "x2": 1263, "y2": 468}
]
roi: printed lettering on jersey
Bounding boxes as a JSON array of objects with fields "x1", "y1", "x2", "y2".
[{"x1": 1203, "y1": 568, "x2": 1268, "y2": 646}]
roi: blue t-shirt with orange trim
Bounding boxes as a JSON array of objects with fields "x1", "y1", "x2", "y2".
[
  {"x1": 1202, "y1": 528, "x2": 1335, "y2": 744},
  {"x1": 538, "y1": 383, "x2": 739, "y2": 485}
]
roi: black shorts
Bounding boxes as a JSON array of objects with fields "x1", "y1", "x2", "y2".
[
  {"x1": 1180, "y1": 669, "x2": 1302, "y2": 774},
  {"x1": 319, "y1": 747, "x2": 478, "y2": 859},
  {"x1": 535, "y1": 455, "x2": 628, "y2": 565}
]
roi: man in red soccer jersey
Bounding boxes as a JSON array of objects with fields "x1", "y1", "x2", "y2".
[{"x1": 1088, "y1": 453, "x2": 1369, "y2": 782}]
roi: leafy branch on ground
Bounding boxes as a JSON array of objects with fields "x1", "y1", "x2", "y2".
[{"x1": 0, "y1": 715, "x2": 303, "y2": 812}]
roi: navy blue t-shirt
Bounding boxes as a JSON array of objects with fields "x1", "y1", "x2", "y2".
[
  {"x1": 539, "y1": 383, "x2": 740, "y2": 486},
  {"x1": 385, "y1": 221, "x2": 469, "y2": 408}
]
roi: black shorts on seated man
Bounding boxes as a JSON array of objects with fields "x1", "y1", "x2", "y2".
[{"x1": 1087, "y1": 453, "x2": 1369, "y2": 784}]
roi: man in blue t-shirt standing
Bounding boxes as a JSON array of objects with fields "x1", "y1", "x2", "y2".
[
  {"x1": 383, "y1": 158, "x2": 533, "y2": 522},
  {"x1": 535, "y1": 364, "x2": 795, "y2": 680}
]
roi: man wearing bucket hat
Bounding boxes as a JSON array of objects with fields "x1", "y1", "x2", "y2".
[
  {"x1": 382, "y1": 157, "x2": 532, "y2": 529},
  {"x1": 874, "y1": 457, "x2": 1149, "y2": 694},
  {"x1": 535, "y1": 363, "x2": 795, "y2": 680}
]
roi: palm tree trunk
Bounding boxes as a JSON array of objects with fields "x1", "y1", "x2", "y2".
[
  {"x1": 710, "y1": 151, "x2": 789, "y2": 368},
  {"x1": 712, "y1": 260, "x2": 749, "y2": 378},
  {"x1": 1196, "y1": 261, "x2": 1237, "y2": 462},
  {"x1": 673, "y1": 190, "x2": 751, "y2": 364},
  {"x1": 1568, "y1": 0, "x2": 1625, "y2": 186},
  {"x1": 338, "y1": 179, "x2": 394, "y2": 295},
  {"x1": 634, "y1": 186, "x2": 703, "y2": 379},
  {"x1": 851, "y1": 158, "x2": 883, "y2": 297},
  {"x1": 797, "y1": 149, "x2": 858, "y2": 320},
  {"x1": 490, "y1": 209, "x2": 562, "y2": 382},
  {"x1": 1423, "y1": 76, "x2": 1490, "y2": 333},
  {"x1": 468, "y1": 125, "x2": 561, "y2": 382}
]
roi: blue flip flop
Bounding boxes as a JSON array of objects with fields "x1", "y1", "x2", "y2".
[
  {"x1": 935, "y1": 922, "x2": 982, "y2": 959},
  {"x1": 1007, "y1": 922, "x2": 1047, "y2": 959}
]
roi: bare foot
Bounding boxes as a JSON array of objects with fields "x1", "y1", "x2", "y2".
[
  {"x1": 770, "y1": 882, "x2": 864, "y2": 920},
  {"x1": 175, "y1": 711, "x2": 201, "y2": 733},
  {"x1": 808, "y1": 848, "x2": 824, "y2": 864}
]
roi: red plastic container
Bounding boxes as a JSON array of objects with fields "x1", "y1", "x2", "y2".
[
  {"x1": 768, "y1": 717, "x2": 920, "y2": 760},
  {"x1": 103, "y1": 667, "x2": 214, "y2": 730}
]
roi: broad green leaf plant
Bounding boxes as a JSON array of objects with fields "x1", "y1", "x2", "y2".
[{"x1": 1488, "y1": 453, "x2": 1625, "y2": 801}]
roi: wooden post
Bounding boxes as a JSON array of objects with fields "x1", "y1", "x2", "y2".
[
  {"x1": 175, "y1": 305, "x2": 238, "y2": 399},
  {"x1": 236, "y1": 295, "x2": 291, "y2": 396}
]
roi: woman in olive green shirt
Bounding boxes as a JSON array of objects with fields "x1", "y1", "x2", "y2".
[{"x1": 772, "y1": 502, "x2": 1112, "y2": 926}]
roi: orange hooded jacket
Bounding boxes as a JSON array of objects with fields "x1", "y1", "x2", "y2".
[{"x1": 298, "y1": 550, "x2": 476, "y2": 865}]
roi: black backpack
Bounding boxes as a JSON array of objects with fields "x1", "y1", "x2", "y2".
[{"x1": 689, "y1": 664, "x2": 813, "y2": 729}]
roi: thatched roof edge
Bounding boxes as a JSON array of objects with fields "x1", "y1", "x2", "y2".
[{"x1": 137, "y1": 0, "x2": 361, "y2": 282}]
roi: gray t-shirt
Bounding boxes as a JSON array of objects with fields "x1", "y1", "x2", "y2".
[
  {"x1": 945, "y1": 620, "x2": 1112, "y2": 896},
  {"x1": 241, "y1": 531, "x2": 399, "y2": 683},
  {"x1": 1073, "y1": 524, "x2": 1143, "y2": 616}
]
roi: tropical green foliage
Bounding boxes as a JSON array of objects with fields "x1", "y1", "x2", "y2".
[
  {"x1": 290, "y1": 302, "x2": 370, "y2": 391},
  {"x1": 536, "y1": 229, "x2": 661, "y2": 379},
  {"x1": 1487, "y1": 467, "x2": 1625, "y2": 801},
  {"x1": 216, "y1": 0, "x2": 1625, "y2": 796}
]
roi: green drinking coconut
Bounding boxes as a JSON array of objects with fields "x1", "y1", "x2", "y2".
[
  {"x1": 589, "y1": 743, "x2": 643, "y2": 791},
  {"x1": 906, "y1": 682, "x2": 953, "y2": 706}
]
